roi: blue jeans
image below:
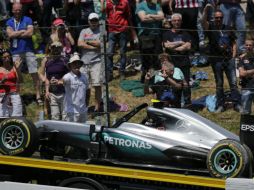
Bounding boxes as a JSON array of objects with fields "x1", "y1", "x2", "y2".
[
  {"x1": 220, "y1": 3, "x2": 246, "y2": 53},
  {"x1": 211, "y1": 59, "x2": 241, "y2": 107},
  {"x1": 197, "y1": 0, "x2": 214, "y2": 42},
  {"x1": 241, "y1": 89, "x2": 254, "y2": 114},
  {"x1": 107, "y1": 32, "x2": 127, "y2": 73},
  {"x1": 0, "y1": 0, "x2": 7, "y2": 16}
]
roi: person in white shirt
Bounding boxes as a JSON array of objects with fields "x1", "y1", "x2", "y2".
[{"x1": 60, "y1": 52, "x2": 88, "y2": 123}]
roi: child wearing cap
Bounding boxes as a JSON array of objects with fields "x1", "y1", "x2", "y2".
[{"x1": 61, "y1": 52, "x2": 88, "y2": 123}]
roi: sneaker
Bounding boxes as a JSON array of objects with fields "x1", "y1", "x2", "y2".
[
  {"x1": 113, "y1": 62, "x2": 120, "y2": 70},
  {"x1": 134, "y1": 64, "x2": 142, "y2": 71},
  {"x1": 215, "y1": 106, "x2": 225, "y2": 113},
  {"x1": 36, "y1": 98, "x2": 43, "y2": 106},
  {"x1": 199, "y1": 41, "x2": 206, "y2": 49},
  {"x1": 234, "y1": 104, "x2": 243, "y2": 113}
]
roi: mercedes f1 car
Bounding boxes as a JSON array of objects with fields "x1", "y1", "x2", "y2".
[{"x1": 0, "y1": 103, "x2": 253, "y2": 179}]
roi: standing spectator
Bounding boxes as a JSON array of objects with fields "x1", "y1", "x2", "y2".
[
  {"x1": 0, "y1": 0, "x2": 8, "y2": 18},
  {"x1": 169, "y1": 0, "x2": 199, "y2": 50},
  {"x1": 136, "y1": 0, "x2": 164, "y2": 83},
  {"x1": 65, "y1": 0, "x2": 95, "y2": 26},
  {"x1": 219, "y1": 0, "x2": 246, "y2": 53},
  {"x1": 64, "y1": 0, "x2": 81, "y2": 28},
  {"x1": 40, "y1": 41, "x2": 68, "y2": 120},
  {"x1": 202, "y1": 9, "x2": 242, "y2": 112},
  {"x1": 105, "y1": 0, "x2": 137, "y2": 81},
  {"x1": 79, "y1": 0, "x2": 95, "y2": 26},
  {"x1": 78, "y1": 13, "x2": 102, "y2": 113},
  {"x1": 162, "y1": 13, "x2": 192, "y2": 107},
  {"x1": 196, "y1": 0, "x2": 216, "y2": 49},
  {"x1": 41, "y1": 0, "x2": 62, "y2": 28},
  {"x1": 246, "y1": 0, "x2": 254, "y2": 40},
  {"x1": 0, "y1": 49, "x2": 23, "y2": 117},
  {"x1": 144, "y1": 61, "x2": 185, "y2": 108},
  {"x1": 50, "y1": 18, "x2": 75, "y2": 57},
  {"x1": 6, "y1": 3, "x2": 42, "y2": 105},
  {"x1": 238, "y1": 39, "x2": 254, "y2": 115},
  {"x1": 61, "y1": 53, "x2": 88, "y2": 123},
  {"x1": 10, "y1": 0, "x2": 43, "y2": 23}
]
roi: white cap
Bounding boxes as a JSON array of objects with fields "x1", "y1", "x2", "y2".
[
  {"x1": 88, "y1": 13, "x2": 99, "y2": 20},
  {"x1": 68, "y1": 52, "x2": 83, "y2": 65}
]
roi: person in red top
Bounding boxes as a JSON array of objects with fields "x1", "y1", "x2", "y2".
[
  {"x1": 105, "y1": 0, "x2": 137, "y2": 81},
  {"x1": 0, "y1": 49, "x2": 23, "y2": 117}
]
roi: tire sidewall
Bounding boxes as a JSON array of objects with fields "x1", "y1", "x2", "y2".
[
  {"x1": 0, "y1": 118, "x2": 31, "y2": 155},
  {"x1": 207, "y1": 140, "x2": 245, "y2": 178}
]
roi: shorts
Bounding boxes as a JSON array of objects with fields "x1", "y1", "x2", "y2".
[
  {"x1": 80, "y1": 62, "x2": 104, "y2": 87},
  {"x1": 64, "y1": 112, "x2": 87, "y2": 123},
  {"x1": 49, "y1": 93, "x2": 65, "y2": 120},
  {"x1": 13, "y1": 52, "x2": 38, "y2": 74}
]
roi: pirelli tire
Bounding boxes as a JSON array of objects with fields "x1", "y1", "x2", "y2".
[
  {"x1": 0, "y1": 117, "x2": 38, "y2": 156},
  {"x1": 59, "y1": 177, "x2": 107, "y2": 190},
  {"x1": 207, "y1": 139, "x2": 250, "y2": 178}
]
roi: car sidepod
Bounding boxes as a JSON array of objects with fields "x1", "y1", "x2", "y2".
[{"x1": 101, "y1": 124, "x2": 208, "y2": 170}]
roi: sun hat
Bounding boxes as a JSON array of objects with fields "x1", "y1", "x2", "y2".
[
  {"x1": 52, "y1": 18, "x2": 64, "y2": 26},
  {"x1": 68, "y1": 52, "x2": 83, "y2": 66},
  {"x1": 88, "y1": 13, "x2": 99, "y2": 20}
]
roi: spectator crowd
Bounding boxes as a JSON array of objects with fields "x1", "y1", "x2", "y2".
[{"x1": 0, "y1": 0, "x2": 254, "y2": 123}]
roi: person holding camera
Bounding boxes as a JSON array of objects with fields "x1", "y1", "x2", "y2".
[
  {"x1": 144, "y1": 61, "x2": 185, "y2": 108},
  {"x1": 202, "y1": 9, "x2": 242, "y2": 113},
  {"x1": 50, "y1": 18, "x2": 75, "y2": 56}
]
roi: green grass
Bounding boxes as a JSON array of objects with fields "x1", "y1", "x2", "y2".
[{"x1": 22, "y1": 55, "x2": 241, "y2": 135}]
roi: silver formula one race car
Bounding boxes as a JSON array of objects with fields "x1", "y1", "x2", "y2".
[{"x1": 0, "y1": 103, "x2": 253, "y2": 179}]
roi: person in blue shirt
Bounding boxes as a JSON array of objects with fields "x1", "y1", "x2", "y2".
[{"x1": 6, "y1": 2, "x2": 42, "y2": 105}]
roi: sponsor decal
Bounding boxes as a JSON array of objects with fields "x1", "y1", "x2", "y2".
[
  {"x1": 9, "y1": 148, "x2": 24, "y2": 155},
  {"x1": 104, "y1": 136, "x2": 152, "y2": 149},
  {"x1": 241, "y1": 124, "x2": 254, "y2": 132}
]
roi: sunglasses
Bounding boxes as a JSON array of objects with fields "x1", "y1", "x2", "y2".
[{"x1": 90, "y1": 19, "x2": 99, "y2": 22}]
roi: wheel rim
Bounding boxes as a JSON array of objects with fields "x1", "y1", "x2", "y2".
[
  {"x1": 213, "y1": 148, "x2": 238, "y2": 175},
  {"x1": 2, "y1": 125, "x2": 24, "y2": 150}
]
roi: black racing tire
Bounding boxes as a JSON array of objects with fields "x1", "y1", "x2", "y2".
[
  {"x1": 242, "y1": 144, "x2": 253, "y2": 178},
  {"x1": 0, "y1": 117, "x2": 38, "y2": 156},
  {"x1": 59, "y1": 177, "x2": 107, "y2": 190},
  {"x1": 207, "y1": 139, "x2": 250, "y2": 178}
]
